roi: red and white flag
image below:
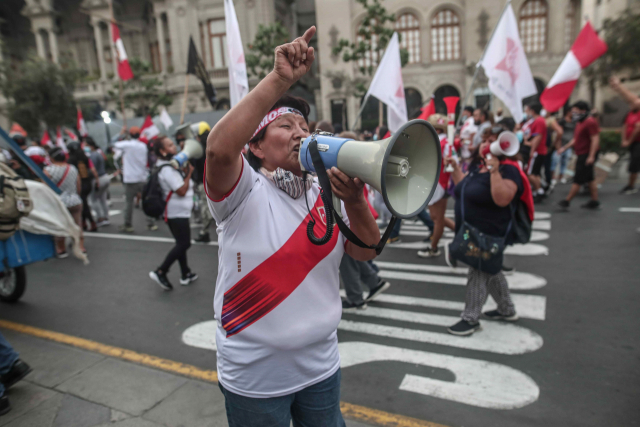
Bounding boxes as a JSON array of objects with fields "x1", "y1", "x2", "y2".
[
  {"x1": 365, "y1": 32, "x2": 407, "y2": 132},
  {"x1": 65, "y1": 128, "x2": 79, "y2": 142},
  {"x1": 416, "y1": 96, "x2": 435, "y2": 121},
  {"x1": 480, "y1": 4, "x2": 537, "y2": 123},
  {"x1": 56, "y1": 127, "x2": 68, "y2": 153},
  {"x1": 112, "y1": 22, "x2": 134, "y2": 81},
  {"x1": 540, "y1": 22, "x2": 607, "y2": 113},
  {"x1": 139, "y1": 115, "x2": 160, "y2": 143},
  {"x1": 77, "y1": 107, "x2": 88, "y2": 137},
  {"x1": 40, "y1": 130, "x2": 53, "y2": 147}
]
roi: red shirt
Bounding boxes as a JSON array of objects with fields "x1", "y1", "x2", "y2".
[
  {"x1": 573, "y1": 117, "x2": 600, "y2": 155},
  {"x1": 624, "y1": 110, "x2": 640, "y2": 144},
  {"x1": 528, "y1": 117, "x2": 548, "y2": 155}
]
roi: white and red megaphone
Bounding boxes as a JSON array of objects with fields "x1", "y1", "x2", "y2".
[
  {"x1": 482, "y1": 131, "x2": 520, "y2": 169},
  {"x1": 443, "y1": 96, "x2": 459, "y2": 172}
]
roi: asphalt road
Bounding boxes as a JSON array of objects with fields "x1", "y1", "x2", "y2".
[{"x1": 1, "y1": 180, "x2": 639, "y2": 427}]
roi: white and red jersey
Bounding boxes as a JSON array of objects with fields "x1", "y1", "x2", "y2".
[{"x1": 206, "y1": 156, "x2": 348, "y2": 398}]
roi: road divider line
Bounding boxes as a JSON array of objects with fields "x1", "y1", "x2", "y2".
[
  {"x1": 338, "y1": 319, "x2": 543, "y2": 355},
  {"x1": 619, "y1": 207, "x2": 640, "y2": 213},
  {"x1": 85, "y1": 232, "x2": 219, "y2": 246},
  {"x1": 340, "y1": 290, "x2": 546, "y2": 320},
  {"x1": 0, "y1": 319, "x2": 449, "y2": 427},
  {"x1": 377, "y1": 269, "x2": 547, "y2": 290}
]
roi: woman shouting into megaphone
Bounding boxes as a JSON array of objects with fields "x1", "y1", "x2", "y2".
[{"x1": 204, "y1": 26, "x2": 379, "y2": 426}]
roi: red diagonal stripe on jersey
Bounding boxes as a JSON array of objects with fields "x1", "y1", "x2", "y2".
[{"x1": 221, "y1": 194, "x2": 338, "y2": 337}]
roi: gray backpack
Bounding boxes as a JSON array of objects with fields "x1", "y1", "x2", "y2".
[{"x1": 0, "y1": 163, "x2": 33, "y2": 240}]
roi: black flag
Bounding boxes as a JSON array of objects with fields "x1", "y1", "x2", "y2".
[{"x1": 187, "y1": 37, "x2": 218, "y2": 108}]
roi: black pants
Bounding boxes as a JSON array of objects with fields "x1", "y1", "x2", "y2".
[
  {"x1": 159, "y1": 218, "x2": 191, "y2": 276},
  {"x1": 81, "y1": 180, "x2": 94, "y2": 226}
]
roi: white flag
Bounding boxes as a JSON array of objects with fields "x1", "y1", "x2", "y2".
[
  {"x1": 225, "y1": 0, "x2": 249, "y2": 107},
  {"x1": 160, "y1": 107, "x2": 173, "y2": 129},
  {"x1": 365, "y1": 33, "x2": 407, "y2": 132},
  {"x1": 480, "y1": 5, "x2": 537, "y2": 123}
]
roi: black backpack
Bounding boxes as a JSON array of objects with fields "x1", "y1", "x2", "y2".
[
  {"x1": 142, "y1": 164, "x2": 175, "y2": 219},
  {"x1": 510, "y1": 200, "x2": 532, "y2": 244}
]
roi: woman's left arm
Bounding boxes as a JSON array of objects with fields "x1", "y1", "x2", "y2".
[
  {"x1": 486, "y1": 157, "x2": 517, "y2": 207},
  {"x1": 327, "y1": 167, "x2": 380, "y2": 261}
]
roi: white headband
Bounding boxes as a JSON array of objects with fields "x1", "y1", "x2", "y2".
[{"x1": 252, "y1": 106, "x2": 304, "y2": 139}]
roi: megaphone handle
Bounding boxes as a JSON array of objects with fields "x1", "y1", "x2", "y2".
[{"x1": 332, "y1": 194, "x2": 343, "y2": 218}]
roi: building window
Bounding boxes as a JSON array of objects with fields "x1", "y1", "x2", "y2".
[
  {"x1": 356, "y1": 20, "x2": 379, "y2": 70},
  {"x1": 430, "y1": 9, "x2": 460, "y2": 62},
  {"x1": 564, "y1": 0, "x2": 579, "y2": 51},
  {"x1": 519, "y1": 0, "x2": 548, "y2": 53},
  {"x1": 208, "y1": 18, "x2": 227, "y2": 69},
  {"x1": 395, "y1": 13, "x2": 420, "y2": 64}
]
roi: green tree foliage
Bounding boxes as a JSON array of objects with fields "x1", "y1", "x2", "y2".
[
  {"x1": 331, "y1": 0, "x2": 409, "y2": 79},
  {"x1": 590, "y1": 10, "x2": 640, "y2": 83},
  {"x1": 108, "y1": 58, "x2": 173, "y2": 117},
  {"x1": 0, "y1": 56, "x2": 81, "y2": 136},
  {"x1": 245, "y1": 22, "x2": 290, "y2": 79}
]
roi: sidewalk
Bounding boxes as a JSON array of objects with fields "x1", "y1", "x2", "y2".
[{"x1": 0, "y1": 328, "x2": 372, "y2": 427}]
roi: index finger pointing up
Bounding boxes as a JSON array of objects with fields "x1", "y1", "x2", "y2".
[{"x1": 302, "y1": 26, "x2": 316, "y2": 43}]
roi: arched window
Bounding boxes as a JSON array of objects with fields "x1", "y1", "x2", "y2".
[
  {"x1": 405, "y1": 88, "x2": 423, "y2": 118},
  {"x1": 395, "y1": 13, "x2": 420, "y2": 64},
  {"x1": 433, "y1": 85, "x2": 461, "y2": 116},
  {"x1": 564, "y1": 0, "x2": 579, "y2": 51},
  {"x1": 430, "y1": 9, "x2": 460, "y2": 62},
  {"x1": 519, "y1": 0, "x2": 548, "y2": 53}
]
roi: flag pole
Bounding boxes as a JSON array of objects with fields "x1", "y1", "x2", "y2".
[
  {"x1": 109, "y1": 0, "x2": 127, "y2": 130},
  {"x1": 350, "y1": 95, "x2": 370, "y2": 131},
  {"x1": 180, "y1": 74, "x2": 190, "y2": 125},
  {"x1": 457, "y1": 0, "x2": 512, "y2": 127}
]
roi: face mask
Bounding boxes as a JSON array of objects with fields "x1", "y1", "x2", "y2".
[
  {"x1": 83, "y1": 147, "x2": 91, "y2": 154},
  {"x1": 522, "y1": 113, "x2": 530, "y2": 121},
  {"x1": 474, "y1": 119, "x2": 481, "y2": 126},
  {"x1": 373, "y1": 134, "x2": 379, "y2": 141},
  {"x1": 260, "y1": 167, "x2": 313, "y2": 199},
  {"x1": 516, "y1": 131, "x2": 524, "y2": 143},
  {"x1": 572, "y1": 112, "x2": 587, "y2": 122}
]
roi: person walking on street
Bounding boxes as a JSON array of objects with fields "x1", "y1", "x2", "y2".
[
  {"x1": 557, "y1": 101, "x2": 601, "y2": 210},
  {"x1": 114, "y1": 127, "x2": 156, "y2": 233},
  {"x1": 550, "y1": 110, "x2": 576, "y2": 186},
  {"x1": 610, "y1": 77, "x2": 640, "y2": 194},
  {"x1": 472, "y1": 108, "x2": 492, "y2": 149},
  {"x1": 86, "y1": 137, "x2": 111, "y2": 227},
  {"x1": 68, "y1": 142, "x2": 99, "y2": 232},
  {"x1": 44, "y1": 147, "x2": 86, "y2": 256},
  {"x1": 444, "y1": 137, "x2": 524, "y2": 336},
  {"x1": 340, "y1": 254, "x2": 390, "y2": 311},
  {"x1": 522, "y1": 102, "x2": 548, "y2": 202},
  {"x1": 0, "y1": 331, "x2": 33, "y2": 416},
  {"x1": 148, "y1": 136, "x2": 198, "y2": 291}
]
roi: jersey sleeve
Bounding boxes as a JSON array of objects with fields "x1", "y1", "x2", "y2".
[{"x1": 205, "y1": 155, "x2": 257, "y2": 224}]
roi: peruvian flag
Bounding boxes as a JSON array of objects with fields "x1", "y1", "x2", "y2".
[
  {"x1": 416, "y1": 96, "x2": 436, "y2": 120},
  {"x1": 40, "y1": 130, "x2": 53, "y2": 147},
  {"x1": 77, "y1": 107, "x2": 88, "y2": 137},
  {"x1": 65, "y1": 128, "x2": 79, "y2": 142},
  {"x1": 56, "y1": 127, "x2": 68, "y2": 153},
  {"x1": 139, "y1": 115, "x2": 159, "y2": 143},
  {"x1": 540, "y1": 22, "x2": 607, "y2": 113},
  {"x1": 112, "y1": 22, "x2": 134, "y2": 81}
]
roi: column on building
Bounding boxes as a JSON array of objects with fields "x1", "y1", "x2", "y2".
[
  {"x1": 91, "y1": 18, "x2": 107, "y2": 80},
  {"x1": 48, "y1": 29, "x2": 59, "y2": 64},
  {"x1": 107, "y1": 21, "x2": 118, "y2": 78},
  {"x1": 155, "y1": 13, "x2": 167, "y2": 73},
  {"x1": 34, "y1": 29, "x2": 46, "y2": 59}
]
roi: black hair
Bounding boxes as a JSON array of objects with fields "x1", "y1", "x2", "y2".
[
  {"x1": 49, "y1": 147, "x2": 66, "y2": 162},
  {"x1": 464, "y1": 106, "x2": 474, "y2": 114},
  {"x1": 572, "y1": 100, "x2": 590, "y2": 112},
  {"x1": 475, "y1": 108, "x2": 489, "y2": 121},
  {"x1": 67, "y1": 141, "x2": 89, "y2": 167},
  {"x1": 377, "y1": 126, "x2": 389, "y2": 140},
  {"x1": 247, "y1": 95, "x2": 310, "y2": 171},
  {"x1": 86, "y1": 136, "x2": 98, "y2": 149},
  {"x1": 153, "y1": 134, "x2": 173, "y2": 160},
  {"x1": 500, "y1": 117, "x2": 516, "y2": 132},
  {"x1": 12, "y1": 135, "x2": 27, "y2": 146},
  {"x1": 527, "y1": 102, "x2": 542, "y2": 115}
]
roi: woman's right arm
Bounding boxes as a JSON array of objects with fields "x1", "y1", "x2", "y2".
[
  {"x1": 445, "y1": 157, "x2": 466, "y2": 184},
  {"x1": 205, "y1": 27, "x2": 316, "y2": 200}
]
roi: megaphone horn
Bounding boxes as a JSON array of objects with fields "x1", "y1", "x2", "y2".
[
  {"x1": 299, "y1": 119, "x2": 442, "y2": 219},
  {"x1": 490, "y1": 131, "x2": 520, "y2": 157},
  {"x1": 171, "y1": 138, "x2": 203, "y2": 169},
  {"x1": 174, "y1": 122, "x2": 196, "y2": 141}
]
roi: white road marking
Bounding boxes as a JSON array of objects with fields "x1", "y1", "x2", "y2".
[
  {"x1": 342, "y1": 290, "x2": 546, "y2": 320},
  {"x1": 339, "y1": 342, "x2": 539, "y2": 409},
  {"x1": 391, "y1": 226, "x2": 549, "y2": 242},
  {"x1": 338, "y1": 318, "x2": 543, "y2": 355},
  {"x1": 85, "y1": 232, "x2": 219, "y2": 246},
  {"x1": 387, "y1": 239, "x2": 549, "y2": 255},
  {"x1": 374, "y1": 262, "x2": 546, "y2": 290},
  {"x1": 534, "y1": 212, "x2": 551, "y2": 219},
  {"x1": 108, "y1": 210, "x2": 122, "y2": 216},
  {"x1": 182, "y1": 320, "x2": 217, "y2": 351},
  {"x1": 532, "y1": 220, "x2": 551, "y2": 231},
  {"x1": 619, "y1": 207, "x2": 640, "y2": 213}
]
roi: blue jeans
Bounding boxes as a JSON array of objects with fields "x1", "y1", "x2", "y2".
[
  {"x1": 390, "y1": 208, "x2": 434, "y2": 239},
  {"x1": 551, "y1": 148, "x2": 572, "y2": 177},
  {"x1": 0, "y1": 332, "x2": 19, "y2": 395},
  {"x1": 219, "y1": 369, "x2": 346, "y2": 427}
]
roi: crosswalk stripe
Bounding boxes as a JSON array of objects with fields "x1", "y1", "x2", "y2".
[
  {"x1": 386, "y1": 239, "x2": 549, "y2": 255},
  {"x1": 86, "y1": 232, "x2": 219, "y2": 246},
  {"x1": 393, "y1": 227, "x2": 549, "y2": 242},
  {"x1": 338, "y1": 319, "x2": 543, "y2": 355},
  {"x1": 619, "y1": 207, "x2": 640, "y2": 213},
  {"x1": 532, "y1": 220, "x2": 551, "y2": 231},
  {"x1": 343, "y1": 291, "x2": 546, "y2": 320}
]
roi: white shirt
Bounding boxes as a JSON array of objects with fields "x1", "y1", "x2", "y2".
[
  {"x1": 206, "y1": 156, "x2": 348, "y2": 398},
  {"x1": 114, "y1": 139, "x2": 148, "y2": 183},
  {"x1": 156, "y1": 160, "x2": 194, "y2": 219}
]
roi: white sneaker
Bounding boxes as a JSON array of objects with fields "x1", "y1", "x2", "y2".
[
  {"x1": 97, "y1": 219, "x2": 110, "y2": 227},
  {"x1": 417, "y1": 247, "x2": 441, "y2": 258}
]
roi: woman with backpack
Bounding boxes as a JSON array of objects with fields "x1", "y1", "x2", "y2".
[
  {"x1": 444, "y1": 133, "x2": 528, "y2": 336},
  {"x1": 148, "y1": 136, "x2": 197, "y2": 291},
  {"x1": 44, "y1": 147, "x2": 86, "y2": 257}
]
